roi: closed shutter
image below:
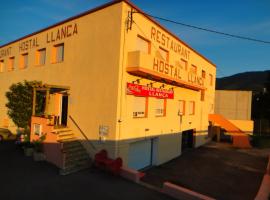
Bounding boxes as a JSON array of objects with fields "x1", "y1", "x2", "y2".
[{"x1": 128, "y1": 139, "x2": 152, "y2": 170}]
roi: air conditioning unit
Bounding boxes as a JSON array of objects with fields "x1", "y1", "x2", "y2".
[{"x1": 133, "y1": 111, "x2": 145, "y2": 118}]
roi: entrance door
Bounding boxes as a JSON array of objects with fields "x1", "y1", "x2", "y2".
[
  {"x1": 61, "y1": 95, "x2": 68, "y2": 126},
  {"x1": 128, "y1": 139, "x2": 153, "y2": 170},
  {"x1": 181, "y1": 129, "x2": 194, "y2": 151}
]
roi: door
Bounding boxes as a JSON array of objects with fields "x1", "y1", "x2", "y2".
[
  {"x1": 61, "y1": 95, "x2": 68, "y2": 126},
  {"x1": 128, "y1": 139, "x2": 153, "y2": 170},
  {"x1": 182, "y1": 129, "x2": 194, "y2": 152}
]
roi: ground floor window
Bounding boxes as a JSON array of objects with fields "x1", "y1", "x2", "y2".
[
  {"x1": 178, "y1": 100, "x2": 185, "y2": 115},
  {"x1": 133, "y1": 96, "x2": 148, "y2": 118},
  {"x1": 155, "y1": 98, "x2": 166, "y2": 117},
  {"x1": 189, "y1": 101, "x2": 195, "y2": 115}
]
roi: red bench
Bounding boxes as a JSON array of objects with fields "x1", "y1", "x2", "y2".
[{"x1": 94, "y1": 149, "x2": 123, "y2": 175}]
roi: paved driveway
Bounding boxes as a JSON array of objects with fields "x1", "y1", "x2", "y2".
[
  {"x1": 0, "y1": 141, "x2": 173, "y2": 200},
  {"x1": 142, "y1": 142, "x2": 269, "y2": 200}
]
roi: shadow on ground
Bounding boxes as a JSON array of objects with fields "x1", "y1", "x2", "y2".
[
  {"x1": 141, "y1": 142, "x2": 268, "y2": 200},
  {"x1": 0, "y1": 141, "x2": 173, "y2": 200}
]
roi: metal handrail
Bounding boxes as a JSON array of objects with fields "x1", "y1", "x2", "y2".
[{"x1": 69, "y1": 115, "x2": 97, "y2": 151}]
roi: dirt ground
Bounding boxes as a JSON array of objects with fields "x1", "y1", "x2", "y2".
[{"x1": 141, "y1": 142, "x2": 269, "y2": 200}]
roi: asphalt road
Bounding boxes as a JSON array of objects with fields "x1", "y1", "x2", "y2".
[
  {"x1": 0, "y1": 141, "x2": 173, "y2": 200},
  {"x1": 142, "y1": 142, "x2": 268, "y2": 200}
]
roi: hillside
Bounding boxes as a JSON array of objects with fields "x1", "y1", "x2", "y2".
[{"x1": 216, "y1": 70, "x2": 269, "y2": 93}]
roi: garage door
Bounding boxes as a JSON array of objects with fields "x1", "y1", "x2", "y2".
[{"x1": 128, "y1": 139, "x2": 152, "y2": 170}]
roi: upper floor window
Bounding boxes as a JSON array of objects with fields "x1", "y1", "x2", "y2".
[
  {"x1": 189, "y1": 101, "x2": 195, "y2": 115},
  {"x1": 36, "y1": 48, "x2": 46, "y2": 65},
  {"x1": 180, "y1": 59, "x2": 187, "y2": 71},
  {"x1": 190, "y1": 65, "x2": 197, "y2": 74},
  {"x1": 52, "y1": 43, "x2": 64, "y2": 63},
  {"x1": 19, "y1": 53, "x2": 28, "y2": 69},
  {"x1": 133, "y1": 96, "x2": 148, "y2": 118},
  {"x1": 201, "y1": 90, "x2": 205, "y2": 101},
  {"x1": 155, "y1": 98, "x2": 166, "y2": 117},
  {"x1": 135, "y1": 35, "x2": 150, "y2": 54},
  {"x1": 158, "y1": 47, "x2": 169, "y2": 62},
  {"x1": 202, "y1": 70, "x2": 206, "y2": 78},
  {"x1": 209, "y1": 74, "x2": 213, "y2": 86},
  {"x1": 8, "y1": 57, "x2": 15, "y2": 71},
  {"x1": 0, "y1": 60, "x2": 4, "y2": 72}
]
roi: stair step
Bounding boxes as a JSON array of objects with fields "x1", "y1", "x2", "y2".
[
  {"x1": 65, "y1": 150, "x2": 89, "y2": 159},
  {"x1": 52, "y1": 128, "x2": 72, "y2": 134},
  {"x1": 62, "y1": 140, "x2": 81, "y2": 149},
  {"x1": 62, "y1": 145, "x2": 85, "y2": 153},
  {"x1": 60, "y1": 161, "x2": 91, "y2": 175},
  {"x1": 57, "y1": 137, "x2": 77, "y2": 142},
  {"x1": 65, "y1": 155, "x2": 90, "y2": 165}
]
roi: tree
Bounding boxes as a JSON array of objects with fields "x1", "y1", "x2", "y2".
[{"x1": 5, "y1": 80, "x2": 44, "y2": 130}]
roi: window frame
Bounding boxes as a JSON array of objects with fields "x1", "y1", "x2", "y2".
[
  {"x1": 36, "y1": 48, "x2": 46, "y2": 66},
  {"x1": 0, "y1": 60, "x2": 4, "y2": 72},
  {"x1": 159, "y1": 46, "x2": 169, "y2": 62},
  {"x1": 202, "y1": 70, "x2": 206, "y2": 78},
  {"x1": 52, "y1": 43, "x2": 64, "y2": 63},
  {"x1": 8, "y1": 57, "x2": 15, "y2": 71},
  {"x1": 136, "y1": 35, "x2": 151, "y2": 54},
  {"x1": 178, "y1": 100, "x2": 185, "y2": 116},
  {"x1": 133, "y1": 96, "x2": 148, "y2": 118},
  {"x1": 155, "y1": 98, "x2": 167, "y2": 117},
  {"x1": 19, "y1": 53, "x2": 28, "y2": 69},
  {"x1": 209, "y1": 74, "x2": 213, "y2": 86},
  {"x1": 180, "y1": 59, "x2": 188, "y2": 71},
  {"x1": 189, "y1": 101, "x2": 195, "y2": 115}
]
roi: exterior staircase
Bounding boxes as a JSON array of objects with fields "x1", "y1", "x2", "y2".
[
  {"x1": 209, "y1": 114, "x2": 252, "y2": 148},
  {"x1": 53, "y1": 128, "x2": 92, "y2": 175}
]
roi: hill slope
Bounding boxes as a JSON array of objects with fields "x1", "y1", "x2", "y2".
[{"x1": 216, "y1": 70, "x2": 269, "y2": 93}]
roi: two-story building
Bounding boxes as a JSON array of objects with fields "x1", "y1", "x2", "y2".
[{"x1": 0, "y1": 0, "x2": 216, "y2": 170}]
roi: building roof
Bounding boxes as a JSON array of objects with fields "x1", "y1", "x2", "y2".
[{"x1": 0, "y1": 0, "x2": 216, "y2": 67}]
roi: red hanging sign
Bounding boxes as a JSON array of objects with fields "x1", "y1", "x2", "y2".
[{"x1": 126, "y1": 83, "x2": 174, "y2": 99}]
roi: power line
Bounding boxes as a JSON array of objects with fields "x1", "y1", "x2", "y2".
[{"x1": 133, "y1": 11, "x2": 270, "y2": 45}]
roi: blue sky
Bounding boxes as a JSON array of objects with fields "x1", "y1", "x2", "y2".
[{"x1": 0, "y1": 0, "x2": 270, "y2": 77}]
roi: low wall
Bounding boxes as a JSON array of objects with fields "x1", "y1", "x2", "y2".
[
  {"x1": 120, "y1": 167, "x2": 144, "y2": 183},
  {"x1": 162, "y1": 182, "x2": 216, "y2": 200},
  {"x1": 30, "y1": 116, "x2": 64, "y2": 168},
  {"x1": 255, "y1": 155, "x2": 270, "y2": 200},
  {"x1": 229, "y1": 120, "x2": 253, "y2": 134},
  {"x1": 232, "y1": 135, "x2": 252, "y2": 148}
]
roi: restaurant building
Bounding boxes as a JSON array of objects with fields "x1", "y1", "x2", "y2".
[{"x1": 0, "y1": 0, "x2": 216, "y2": 170}]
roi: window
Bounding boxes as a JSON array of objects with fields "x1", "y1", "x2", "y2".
[
  {"x1": 135, "y1": 35, "x2": 150, "y2": 54},
  {"x1": 189, "y1": 101, "x2": 195, "y2": 115},
  {"x1": 19, "y1": 53, "x2": 28, "y2": 69},
  {"x1": 178, "y1": 100, "x2": 185, "y2": 115},
  {"x1": 133, "y1": 96, "x2": 148, "y2": 118},
  {"x1": 36, "y1": 48, "x2": 46, "y2": 65},
  {"x1": 201, "y1": 90, "x2": 205, "y2": 101},
  {"x1": 34, "y1": 124, "x2": 42, "y2": 136},
  {"x1": 8, "y1": 57, "x2": 15, "y2": 71},
  {"x1": 209, "y1": 74, "x2": 213, "y2": 86},
  {"x1": 202, "y1": 70, "x2": 206, "y2": 78},
  {"x1": 0, "y1": 60, "x2": 4, "y2": 72},
  {"x1": 180, "y1": 59, "x2": 187, "y2": 70},
  {"x1": 158, "y1": 47, "x2": 169, "y2": 62},
  {"x1": 52, "y1": 43, "x2": 64, "y2": 63},
  {"x1": 190, "y1": 65, "x2": 197, "y2": 74},
  {"x1": 155, "y1": 99, "x2": 166, "y2": 117}
]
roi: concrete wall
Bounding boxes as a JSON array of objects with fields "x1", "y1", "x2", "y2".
[
  {"x1": 215, "y1": 90, "x2": 252, "y2": 120},
  {"x1": 229, "y1": 120, "x2": 254, "y2": 134}
]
